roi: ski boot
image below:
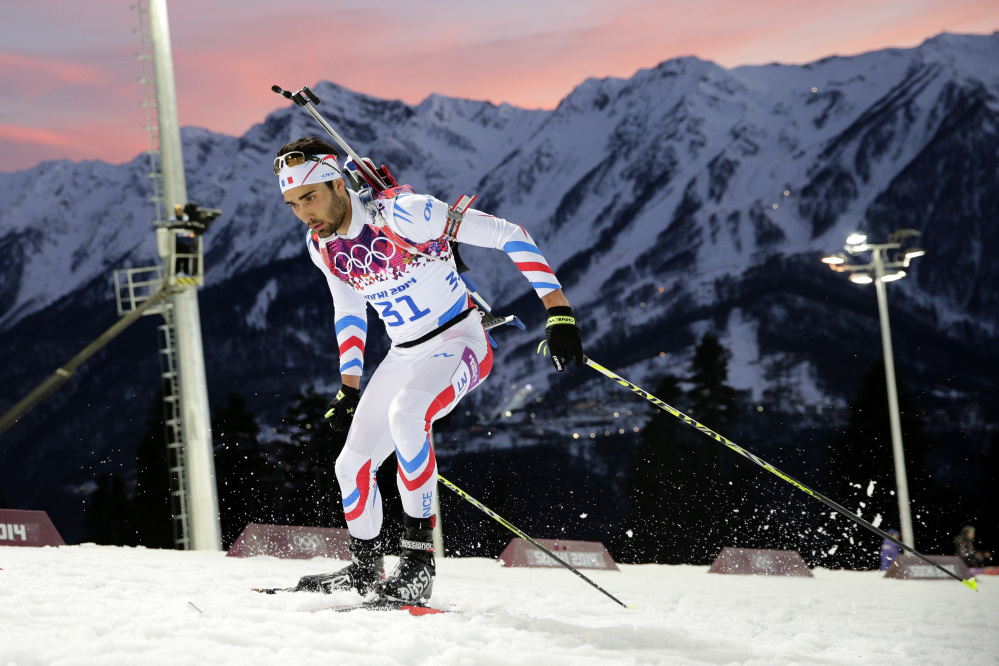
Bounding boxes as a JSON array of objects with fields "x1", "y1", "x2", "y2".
[
  {"x1": 371, "y1": 516, "x2": 435, "y2": 604},
  {"x1": 294, "y1": 535, "x2": 384, "y2": 595}
]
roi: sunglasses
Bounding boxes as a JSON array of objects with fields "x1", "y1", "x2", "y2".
[{"x1": 273, "y1": 151, "x2": 338, "y2": 175}]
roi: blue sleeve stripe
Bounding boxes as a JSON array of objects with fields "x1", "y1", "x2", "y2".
[
  {"x1": 503, "y1": 240, "x2": 543, "y2": 256},
  {"x1": 339, "y1": 359, "x2": 364, "y2": 374},
  {"x1": 335, "y1": 315, "x2": 368, "y2": 336},
  {"x1": 531, "y1": 281, "x2": 562, "y2": 291}
]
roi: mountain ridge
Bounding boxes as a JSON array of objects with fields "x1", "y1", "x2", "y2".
[{"x1": 0, "y1": 32, "x2": 996, "y2": 542}]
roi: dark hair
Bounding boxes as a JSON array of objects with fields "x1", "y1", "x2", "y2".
[{"x1": 276, "y1": 136, "x2": 340, "y2": 158}]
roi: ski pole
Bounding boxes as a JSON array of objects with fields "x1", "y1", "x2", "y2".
[
  {"x1": 578, "y1": 354, "x2": 978, "y2": 591},
  {"x1": 437, "y1": 474, "x2": 631, "y2": 608}
]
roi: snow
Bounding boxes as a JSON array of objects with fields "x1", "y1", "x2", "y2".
[
  {"x1": 1, "y1": 544, "x2": 997, "y2": 665},
  {"x1": 245, "y1": 279, "x2": 279, "y2": 331},
  {"x1": 722, "y1": 308, "x2": 764, "y2": 402}
]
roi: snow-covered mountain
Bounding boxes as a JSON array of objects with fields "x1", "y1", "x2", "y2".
[{"x1": 1, "y1": 33, "x2": 997, "y2": 541}]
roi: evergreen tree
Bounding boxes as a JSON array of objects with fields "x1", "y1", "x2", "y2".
[
  {"x1": 612, "y1": 332, "x2": 746, "y2": 565},
  {"x1": 762, "y1": 353, "x2": 798, "y2": 413},
  {"x1": 825, "y1": 361, "x2": 935, "y2": 569},
  {"x1": 131, "y1": 390, "x2": 175, "y2": 549},
  {"x1": 684, "y1": 332, "x2": 751, "y2": 556},
  {"x1": 687, "y1": 332, "x2": 739, "y2": 449},
  {"x1": 213, "y1": 392, "x2": 274, "y2": 549},
  {"x1": 611, "y1": 373, "x2": 684, "y2": 563},
  {"x1": 481, "y1": 475, "x2": 518, "y2": 558},
  {"x1": 84, "y1": 473, "x2": 134, "y2": 546},
  {"x1": 273, "y1": 387, "x2": 346, "y2": 528},
  {"x1": 974, "y1": 431, "x2": 999, "y2": 558}
]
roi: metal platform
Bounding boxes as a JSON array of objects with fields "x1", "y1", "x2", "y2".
[{"x1": 114, "y1": 266, "x2": 166, "y2": 316}]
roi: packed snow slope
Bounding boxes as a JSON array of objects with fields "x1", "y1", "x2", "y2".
[{"x1": 0, "y1": 544, "x2": 996, "y2": 665}]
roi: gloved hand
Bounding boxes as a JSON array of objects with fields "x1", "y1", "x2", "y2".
[
  {"x1": 544, "y1": 306, "x2": 584, "y2": 372},
  {"x1": 325, "y1": 385, "x2": 361, "y2": 431}
]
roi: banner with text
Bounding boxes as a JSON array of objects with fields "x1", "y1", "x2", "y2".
[
  {"x1": 227, "y1": 523, "x2": 351, "y2": 560},
  {"x1": 0, "y1": 509, "x2": 65, "y2": 548},
  {"x1": 884, "y1": 553, "x2": 972, "y2": 581},
  {"x1": 498, "y1": 538, "x2": 618, "y2": 570},
  {"x1": 708, "y1": 547, "x2": 814, "y2": 577}
]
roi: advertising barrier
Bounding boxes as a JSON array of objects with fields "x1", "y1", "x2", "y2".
[
  {"x1": 884, "y1": 553, "x2": 972, "y2": 581},
  {"x1": 0, "y1": 509, "x2": 65, "y2": 548},
  {"x1": 227, "y1": 523, "x2": 350, "y2": 559},
  {"x1": 708, "y1": 547, "x2": 813, "y2": 577},
  {"x1": 498, "y1": 538, "x2": 619, "y2": 570}
]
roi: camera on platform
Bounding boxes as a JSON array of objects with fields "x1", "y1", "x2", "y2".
[
  {"x1": 155, "y1": 202, "x2": 221, "y2": 287},
  {"x1": 169, "y1": 202, "x2": 222, "y2": 235}
]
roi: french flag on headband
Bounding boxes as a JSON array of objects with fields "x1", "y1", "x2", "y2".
[{"x1": 281, "y1": 176, "x2": 294, "y2": 188}]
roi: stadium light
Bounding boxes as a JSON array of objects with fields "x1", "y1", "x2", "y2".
[{"x1": 821, "y1": 230, "x2": 927, "y2": 550}]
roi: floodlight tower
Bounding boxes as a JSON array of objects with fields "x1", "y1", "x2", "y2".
[
  {"x1": 130, "y1": 0, "x2": 221, "y2": 550},
  {"x1": 822, "y1": 229, "x2": 926, "y2": 550}
]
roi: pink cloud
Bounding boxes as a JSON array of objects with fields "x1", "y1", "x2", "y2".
[
  {"x1": 0, "y1": 122, "x2": 147, "y2": 168},
  {"x1": 0, "y1": 124, "x2": 89, "y2": 150},
  {"x1": 1, "y1": 0, "x2": 997, "y2": 173},
  {"x1": 0, "y1": 51, "x2": 105, "y2": 96}
]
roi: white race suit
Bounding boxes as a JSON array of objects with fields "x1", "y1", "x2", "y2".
[{"x1": 307, "y1": 189, "x2": 561, "y2": 539}]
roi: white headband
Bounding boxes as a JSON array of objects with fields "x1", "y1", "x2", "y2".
[{"x1": 277, "y1": 153, "x2": 341, "y2": 193}]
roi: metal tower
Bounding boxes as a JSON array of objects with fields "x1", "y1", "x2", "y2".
[{"x1": 124, "y1": 0, "x2": 221, "y2": 550}]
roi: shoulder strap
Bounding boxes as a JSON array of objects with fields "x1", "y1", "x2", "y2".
[
  {"x1": 444, "y1": 195, "x2": 476, "y2": 241},
  {"x1": 375, "y1": 193, "x2": 477, "y2": 260}
]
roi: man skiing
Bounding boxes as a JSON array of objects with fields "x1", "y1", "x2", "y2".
[{"x1": 274, "y1": 136, "x2": 583, "y2": 605}]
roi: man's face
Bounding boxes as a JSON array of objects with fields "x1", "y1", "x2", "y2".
[{"x1": 283, "y1": 179, "x2": 349, "y2": 238}]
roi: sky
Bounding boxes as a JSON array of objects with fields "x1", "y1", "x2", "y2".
[{"x1": 1, "y1": 0, "x2": 997, "y2": 173}]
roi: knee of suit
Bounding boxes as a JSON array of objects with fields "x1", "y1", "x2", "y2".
[
  {"x1": 387, "y1": 391, "x2": 432, "y2": 447},
  {"x1": 335, "y1": 447, "x2": 370, "y2": 491}
]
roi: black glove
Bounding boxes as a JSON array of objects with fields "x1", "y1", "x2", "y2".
[
  {"x1": 325, "y1": 385, "x2": 360, "y2": 431},
  {"x1": 544, "y1": 306, "x2": 584, "y2": 372}
]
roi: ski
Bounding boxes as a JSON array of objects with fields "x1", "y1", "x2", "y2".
[
  {"x1": 317, "y1": 600, "x2": 449, "y2": 615},
  {"x1": 252, "y1": 587, "x2": 453, "y2": 613}
]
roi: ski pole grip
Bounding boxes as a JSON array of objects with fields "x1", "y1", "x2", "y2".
[{"x1": 303, "y1": 86, "x2": 321, "y2": 104}]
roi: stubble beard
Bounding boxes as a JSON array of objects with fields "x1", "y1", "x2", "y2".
[{"x1": 315, "y1": 189, "x2": 349, "y2": 238}]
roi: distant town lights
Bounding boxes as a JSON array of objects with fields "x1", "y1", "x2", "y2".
[
  {"x1": 846, "y1": 233, "x2": 868, "y2": 246},
  {"x1": 849, "y1": 273, "x2": 874, "y2": 284}
]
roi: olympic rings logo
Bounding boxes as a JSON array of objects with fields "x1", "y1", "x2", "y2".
[
  {"x1": 333, "y1": 236, "x2": 397, "y2": 275},
  {"x1": 293, "y1": 535, "x2": 322, "y2": 551}
]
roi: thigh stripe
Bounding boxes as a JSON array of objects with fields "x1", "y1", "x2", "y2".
[
  {"x1": 342, "y1": 459, "x2": 372, "y2": 521},
  {"x1": 397, "y1": 441, "x2": 437, "y2": 491},
  {"x1": 397, "y1": 436, "x2": 431, "y2": 474},
  {"x1": 424, "y1": 386, "x2": 456, "y2": 432}
]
